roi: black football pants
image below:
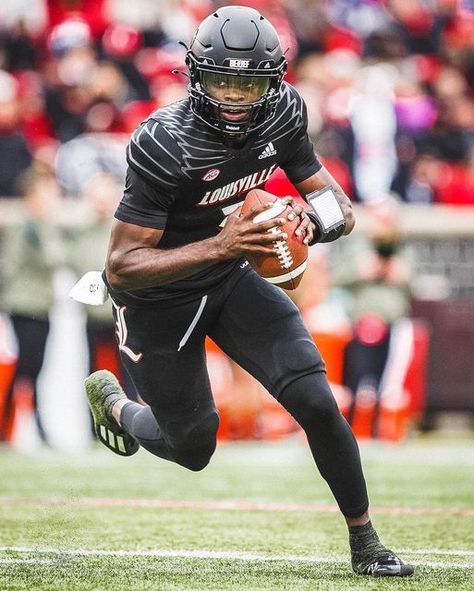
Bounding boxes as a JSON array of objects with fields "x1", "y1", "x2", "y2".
[{"x1": 114, "y1": 265, "x2": 369, "y2": 518}]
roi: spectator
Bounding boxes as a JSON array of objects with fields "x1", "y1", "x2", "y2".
[
  {"x1": 0, "y1": 171, "x2": 66, "y2": 443},
  {"x1": 0, "y1": 71, "x2": 32, "y2": 197},
  {"x1": 351, "y1": 64, "x2": 399, "y2": 203},
  {"x1": 0, "y1": 0, "x2": 470, "y2": 207},
  {"x1": 328, "y1": 194, "x2": 415, "y2": 435},
  {"x1": 16, "y1": 71, "x2": 56, "y2": 149},
  {"x1": 54, "y1": 132, "x2": 127, "y2": 197},
  {"x1": 66, "y1": 172, "x2": 137, "y2": 401},
  {"x1": 101, "y1": 23, "x2": 151, "y2": 102}
]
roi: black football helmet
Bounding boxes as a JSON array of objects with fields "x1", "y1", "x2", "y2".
[{"x1": 186, "y1": 5, "x2": 287, "y2": 136}]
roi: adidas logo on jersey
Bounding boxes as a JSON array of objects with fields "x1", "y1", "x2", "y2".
[{"x1": 258, "y1": 142, "x2": 277, "y2": 159}]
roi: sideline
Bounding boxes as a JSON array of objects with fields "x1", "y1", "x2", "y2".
[
  {"x1": 1, "y1": 495, "x2": 473, "y2": 516},
  {"x1": 0, "y1": 546, "x2": 473, "y2": 570}
]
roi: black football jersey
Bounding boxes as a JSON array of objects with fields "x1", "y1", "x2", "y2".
[{"x1": 110, "y1": 82, "x2": 321, "y2": 305}]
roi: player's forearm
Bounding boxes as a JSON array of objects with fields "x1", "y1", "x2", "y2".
[
  {"x1": 106, "y1": 235, "x2": 226, "y2": 290},
  {"x1": 296, "y1": 167, "x2": 355, "y2": 235},
  {"x1": 330, "y1": 183, "x2": 355, "y2": 236}
]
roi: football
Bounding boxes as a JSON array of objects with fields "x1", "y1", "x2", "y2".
[{"x1": 241, "y1": 188, "x2": 308, "y2": 290}]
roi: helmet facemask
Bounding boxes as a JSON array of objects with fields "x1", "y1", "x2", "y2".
[
  {"x1": 187, "y1": 55, "x2": 285, "y2": 136},
  {"x1": 185, "y1": 6, "x2": 287, "y2": 137}
]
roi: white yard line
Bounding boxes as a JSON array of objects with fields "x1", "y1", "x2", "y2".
[
  {"x1": 1, "y1": 495, "x2": 473, "y2": 516},
  {"x1": 0, "y1": 558, "x2": 55, "y2": 564},
  {"x1": 0, "y1": 546, "x2": 472, "y2": 570},
  {"x1": 401, "y1": 549, "x2": 474, "y2": 557}
]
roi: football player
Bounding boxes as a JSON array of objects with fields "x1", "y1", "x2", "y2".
[{"x1": 85, "y1": 5, "x2": 413, "y2": 577}]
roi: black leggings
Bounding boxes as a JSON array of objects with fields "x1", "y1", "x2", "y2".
[
  {"x1": 115, "y1": 266, "x2": 369, "y2": 518},
  {"x1": 279, "y1": 373, "x2": 368, "y2": 518},
  {"x1": 121, "y1": 370, "x2": 368, "y2": 517}
]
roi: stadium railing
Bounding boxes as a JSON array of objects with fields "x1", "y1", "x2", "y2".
[{"x1": 0, "y1": 200, "x2": 473, "y2": 438}]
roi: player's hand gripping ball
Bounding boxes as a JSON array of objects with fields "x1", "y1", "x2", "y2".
[{"x1": 241, "y1": 189, "x2": 308, "y2": 290}]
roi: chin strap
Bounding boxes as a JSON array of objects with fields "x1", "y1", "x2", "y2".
[{"x1": 306, "y1": 186, "x2": 346, "y2": 245}]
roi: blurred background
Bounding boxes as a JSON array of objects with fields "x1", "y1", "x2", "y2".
[{"x1": 0, "y1": 0, "x2": 473, "y2": 452}]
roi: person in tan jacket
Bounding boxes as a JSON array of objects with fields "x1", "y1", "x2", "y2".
[
  {"x1": 66, "y1": 173, "x2": 137, "y2": 403},
  {"x1": 0, "y1": 171, "x2": 66, "y2": 443}
]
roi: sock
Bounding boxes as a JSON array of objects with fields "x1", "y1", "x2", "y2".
[
  {"x1": 119, "y1": 401, "x2": 142, "y2": 431},
  {"x1": 349, "y1": 521, "x2": 388, "y2": 567}
]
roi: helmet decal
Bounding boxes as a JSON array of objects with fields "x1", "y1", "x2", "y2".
[{"x1": 228, "y1": 59, "x2": 251, "y2": 69}]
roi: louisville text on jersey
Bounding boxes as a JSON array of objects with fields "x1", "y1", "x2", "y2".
[{"x1": 197, "y1": 164, "x2": 277, "y2": 206}]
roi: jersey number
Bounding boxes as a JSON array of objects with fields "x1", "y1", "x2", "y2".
[{"x1": 219, "y1": 201, "x2": 244, "y2": 228}]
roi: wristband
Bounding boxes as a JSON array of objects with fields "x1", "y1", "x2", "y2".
[{"x1": 306, "y1": 186, "x2": 346, "y2": 245}]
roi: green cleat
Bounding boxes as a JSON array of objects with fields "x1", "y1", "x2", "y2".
[{"x1": 85, "y1": 370, "x2": 140, "y2": 456}]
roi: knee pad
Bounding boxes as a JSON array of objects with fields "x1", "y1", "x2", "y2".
[
  {"x1": 173, "y1": 442, "x2": 216, "y2": 472},
  {"x1": 275, "y1": 337, "x2": 325, "y2": 373},
  {"x1": 271, "y1": 337, "x2": 326, "y2": 396},
  {"x1": 279, "y1": 372, "x2": 340, "y2": 430},
  {"x1": 165, "y1": 410, "x2": 219, "y2": 471}
]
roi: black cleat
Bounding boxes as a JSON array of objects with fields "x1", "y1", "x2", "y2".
[{"x1": 353, "y1": 550, "x2": 415, "y2": 577}]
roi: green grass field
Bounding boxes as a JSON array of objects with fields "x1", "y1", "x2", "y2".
[{"x1": 0, "y1": 433, "x2": 473, "y2": 590}]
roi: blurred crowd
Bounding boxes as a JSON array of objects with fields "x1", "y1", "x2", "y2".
[
  {"x1": 0, "y1": 0, "x2": 473, "y2": 203},
  {"x1": 0, "y1": 0, "x2": 473, "y2": 445}
]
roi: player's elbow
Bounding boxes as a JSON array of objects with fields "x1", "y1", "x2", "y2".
[
  {"x1": 105, "y1": 267, "x2": 128, "y2": 292},
  {"x1": 105, "y1": 253, "x2": 133, "y2": 291}
]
